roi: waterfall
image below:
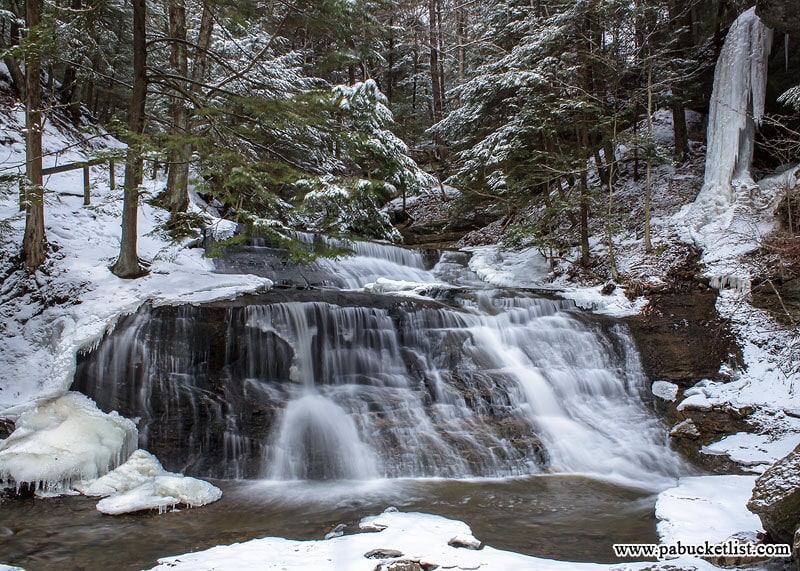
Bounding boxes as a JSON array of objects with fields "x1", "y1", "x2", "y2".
[
  {"x1": 687, "y1": 7, "x2": 773, "y2": 243},
  {"x1": 219, "y1": 231, "x2": 437, "y2": 289},
  {"x1": 74, "y1": 245, "x2": 685, "y2": 486}
]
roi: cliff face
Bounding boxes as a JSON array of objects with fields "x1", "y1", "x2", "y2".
[{"x1": 757, "y1": 0, "x2": 800, "y2": 39}]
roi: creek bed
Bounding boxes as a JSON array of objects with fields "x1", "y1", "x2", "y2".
[{"x1": 0, "y1": 475, "x2": 658, "y2": 570}]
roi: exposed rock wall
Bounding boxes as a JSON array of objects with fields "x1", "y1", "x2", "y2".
[{"x1": 757, "y1": 0, "x2": 800, "y2": 39}]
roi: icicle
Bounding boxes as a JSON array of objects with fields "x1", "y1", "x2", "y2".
[
  {"x1": 786, "y1": 34, "x2": 789, "y2": 72},
  {"x1": 687, "y1": 8, "x2": 773, "y2": 238}
]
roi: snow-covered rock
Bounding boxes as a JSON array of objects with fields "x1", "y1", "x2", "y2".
[
  {"x1": 652, "y1": 381, "x2": 679, "y2": 402},
  {"x1": 0, "y1": 392, "x2": 137, "y2": 496},
  {"x1": 96, "y1": 474, "x2": 222, "y2": 515},
  {"x1": 748, "y1": 444, "x2": 800, "y2": 543},
  {"x1": 77, "y1": 449, "x2": 222, "y2": 515}
]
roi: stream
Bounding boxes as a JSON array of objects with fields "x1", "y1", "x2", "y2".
[{"x1": 1, "y1": 235, "x2": 687, "y2": 569}]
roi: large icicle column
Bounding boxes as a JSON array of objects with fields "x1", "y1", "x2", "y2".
[{"x1": 687, "y1": 7, "x2": 772, "y2": 244}]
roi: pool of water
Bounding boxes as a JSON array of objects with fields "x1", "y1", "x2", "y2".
[{"x1": 0, "y1": 475, "x2": 660, "y2": 570}]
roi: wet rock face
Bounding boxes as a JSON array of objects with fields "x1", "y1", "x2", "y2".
[
  {"x1": 72, "y1": 291, "x2": 551, "y2": 480},
  {"x1": 748, "y1": 444, "x2": 800, "y2": 544},
  {"x1": 757, "y1": 0, "x2": 800, "y2": 39},
  {"x1": 624, "y1": 291, "x2": 740, "y2": 388}
]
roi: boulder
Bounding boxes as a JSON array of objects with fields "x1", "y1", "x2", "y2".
[{"x1": 748, "y1": 443, "x2": 800, "y2": 544}]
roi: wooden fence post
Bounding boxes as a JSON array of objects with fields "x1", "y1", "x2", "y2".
[
  {"x1": 83, "y1": 164, "x2": 91, "y2": 205},
  {"x1": 109, "y1": 160, "x2": 116, "y2": 190}
]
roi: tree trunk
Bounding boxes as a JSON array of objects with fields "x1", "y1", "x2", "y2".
[
  {"x1": 164, "y1": 0, "x2": 190, "y2": 213},
  {"x1": 580, "y1": 169, "x2": 590, "y2": 267},
  {"x1": 1, "y1": 11, "x2": 26, "y2": 99},
  {"x1": 455, "y1": 5, "x2": 465, "y2": 84},
  {"x1": 667, "y1": 0, "x2": 690, "y2": 162},
  {"x1": 22, "y1": 0, "x2": 46, "y2": 271},
  {"x1": 428, "y1": 0, "x2": 443, "y2": 125},
  {"x1": 112, "y1": 0, "x2": 148, "y2": 279},
  {"x1": 190, "y1": 3, "x2": 214, "y2": 88},
  {"x1": 645, "y1": 66, "x2": 653, "y2": 253}
]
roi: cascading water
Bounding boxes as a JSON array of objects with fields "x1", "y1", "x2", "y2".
[{"x1": 74, "y1": 236, "x2": 685, "y2": 487}]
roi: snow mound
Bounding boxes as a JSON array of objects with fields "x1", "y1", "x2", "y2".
[
  {"x1": 559, "y1": 286, "x2": 648, "y2": 318},
  {"x1": 656, "y1": 475, "x2": 762, "y2": 544},
  {"x1": 77, "y1": 448, "x2": 168, "y2": 497},
  {"x1": 0, "y1": 392, "x2": 137, "y2": 496},
  {"x1": 652, "y1": 381, "x2": 679, "y2": 402},
  {"x1": 363, "y1": 277, "x2": 447, "y2": 298}
]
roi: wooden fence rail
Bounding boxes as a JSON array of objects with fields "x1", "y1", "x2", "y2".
[{"x1": 17, "y1": 158, "x2": 119, "y2": 210}]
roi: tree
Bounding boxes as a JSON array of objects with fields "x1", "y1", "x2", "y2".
[
  {"x1": 22, "y1": 0, "x2": 46, "y2": 272},
  {"x1": 163, "y1": 0, "x2": 191, "y2": 214},
  {"x1": 111, "y1": 0, "x2": 147, "y2": 279}
]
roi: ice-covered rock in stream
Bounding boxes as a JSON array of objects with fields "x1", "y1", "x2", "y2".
[
  {"x1": 0, "y1": 392, "x2": 137, "y2": 496},
  {"x1": 96, "y1": 474, "x2": 222, "y2": 515},
  {"x1": 686, "y1": 7, "x2": 773, "y2": 247},
  {"x1": 78, "y1": 449, "x2": 222, "y2": 515}
]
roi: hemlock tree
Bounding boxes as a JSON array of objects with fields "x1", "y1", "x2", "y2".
[
  {"x1": 22, "y1": 0, "x2": 46, "y2": 272},
  {"x1": 112, "y1": 0, "x2": 147, "y2": 279}
]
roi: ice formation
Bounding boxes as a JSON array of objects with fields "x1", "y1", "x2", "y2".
[
  {"x1": 687, "y1": 7, "x2": 773, "y2": 243},
  {"x1": 77, "y1": 450, "x2": 222, "y2": 515},
  {"x1": 0, "y1": 392, "x2": 137, "y2": 496}
]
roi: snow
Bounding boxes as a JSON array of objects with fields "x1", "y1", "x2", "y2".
[
  {"x1": 463, "y1": 245, "x2": 648, "y2": 317},
  {"x1": 559, "y1": 286, "x2": 649, "y2": 318},
  {"x1": 148, "y1": 509, "x2": 719, "y2": 571},
  {"x1": 77, "y1": 448, "x2": 165, "y2": 497},
  {"x1": 703, "y1": 432, "x2": 800, "y2": 473},
  {"x1": 0, "y1": 392, "x2": 137, "y2": 496},
  {"x1": 96, "y1": 473, "x2": 222, "y2": 515},
  {"x1": 656, "y1": 475, "x2": 762, "y2": 544},
  {"x1": 362, "y1": 277, "x2": 450, "y2": 299},
  {"x1": 652, "y1": 381, "x2": 679, "y2": 402}
]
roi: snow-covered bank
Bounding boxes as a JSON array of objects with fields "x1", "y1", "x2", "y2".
[
  {"x1": 0, "y1": 109, "x2": 272, "y2": 415},
  {"x1": 656, "y1": 475, "x2": 762, "y2": 544},
  {"x1": 0, "y1": 105, "x2": 257, "y2": 524},
  {"x1": 148, "y1": 509, "x2": 720, "y2": 571}
]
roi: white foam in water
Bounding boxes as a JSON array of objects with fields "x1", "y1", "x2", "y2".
[
  {"x1": 268, "y1": 392, "x2": 378, "y2": 480},
  {"x1": 0, "y1": 392, "x2": 137, "y2": 496}
]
